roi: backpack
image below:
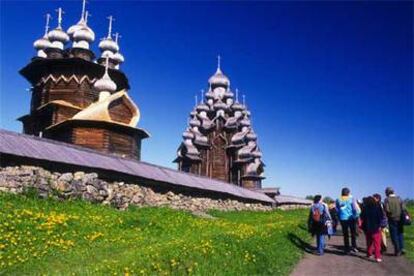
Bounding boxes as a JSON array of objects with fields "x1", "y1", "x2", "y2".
[{"x1": 312, "y1": 205, "x2": 323, "y2": 223}]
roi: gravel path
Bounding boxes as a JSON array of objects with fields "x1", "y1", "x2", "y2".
[{"x1": 290, "y1": 231, "x2": 414, "y2": 276}]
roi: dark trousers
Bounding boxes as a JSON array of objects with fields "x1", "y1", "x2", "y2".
[
  {"x1": 340, "y1": 218, "x2": 357, "y2": 250},
  {"x1": 389, "y1": 219, "x2": 404, "y2": 254}
]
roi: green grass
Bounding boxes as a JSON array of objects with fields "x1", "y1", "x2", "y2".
[
  {"x1": 405, "y1": 205, "x2": 414, "y2": 262},
  {"x1": 0, "y1": 193, "x2": 310, "y2": 275}
]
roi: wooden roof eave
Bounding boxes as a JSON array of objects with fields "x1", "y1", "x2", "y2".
[
  {"x1": 19, "y1": 57, "x2": 130, "y2": 90},
  {"x1": 44, "y1": 118, "x2": 150, "y2": 139}
]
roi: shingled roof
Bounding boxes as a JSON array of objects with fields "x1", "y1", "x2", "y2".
[{"x1": 0, "y1": 129, "x2": 274, "y2": 204}]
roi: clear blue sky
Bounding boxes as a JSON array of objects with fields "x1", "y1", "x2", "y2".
[{"x1": 0, "y1": 1, "x2": 413, "y2": 199}]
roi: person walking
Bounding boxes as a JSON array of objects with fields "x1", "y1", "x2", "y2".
[
  {"x1": 308, "y1": 195, "x2": 332, "y2": 255},
  {"x1": 328, "y1": 201, "x2": 339, "y2": 234},
  {"x1": 384, "y1": 187, "x2": 406, "y2": 256},
  {"x1": 336, "y1": 187, "x2": 359, "y2": 253},
  {"x1": 373, "y1": 193, "x2": 388, "y2": 252},
  {"x1": 361, "y1": 196, "x2": 384, "y2": 262}
]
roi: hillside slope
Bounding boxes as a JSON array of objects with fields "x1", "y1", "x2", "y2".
[{"x1": 0, "y1": 193, "x2": 309, "y2": 275}]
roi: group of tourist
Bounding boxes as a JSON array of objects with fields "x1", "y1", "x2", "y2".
[{"x1": 308, "y1": 187, "x2": 411, "y2": 263}]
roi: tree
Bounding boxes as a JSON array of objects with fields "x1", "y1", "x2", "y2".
[
  {"x1": 323, "y1": 196, "x2": 334, "y2": 204},
  {"x1": 305, "y1": 195, "x2": 314, "y2": 200},
  {"x1": 404, "y1": 198, "x2": 414, "y2": 207}
]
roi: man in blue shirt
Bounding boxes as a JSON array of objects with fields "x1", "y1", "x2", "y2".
[{"x1": 336, "y1": 187, "x2": 360, "y2": 253}]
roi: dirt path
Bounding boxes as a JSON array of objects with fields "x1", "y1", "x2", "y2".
[{"x1": 290, "y1": 232, "x2": 414, "y2": 276}]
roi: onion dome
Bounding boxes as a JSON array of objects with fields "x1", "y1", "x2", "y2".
[
  {"x1": 34, "y1": 36, "x2": 52, "y2": 50},
  {"x1": 99, "y1": 38, "x2": 119, "y2": 53},
  {"x1": 208, "y1": 67, "x2": 230, "y2": 88},
  {"x1": 192, "y1": 128, "x2": 208, "y2": 145},
  {"x1": 67, "y1": 19, "x2": 85, "y2": 38},
  {"x1": 113, "y1": 52, "x2": 124, "y2": 63},
  {"x1": 94, "y1": 57, "x2": 117, "y2": 93},
  {"x1": 48, "y1": 8, "x2": 69, "y2": 50},
  {"x1": 246, "y1": 131, "x2": 258, "y2": 141},
  {"x1": 246, "y1": 158, "x2": 261, "y2": 175},
  {"x1": 196, "y1": 102, "x2": 209, "y2": 112},
  {"x1": 208, "y1": 55, "x2": 230, "y2": 88},
  {"x1": 190, "y1": 110, "x2": 197, "y2": 117},
  {"x1": 99, "y1": 16, "x2": 119, "y2": 57},
  {"x1": 240, "y1": 117, "x2": 251, "y2": 127},
  {"x1": 112, "y1": 33, "x2": 125, "y2": 70},
  {"x1": 189, "y1": 116, "x2": 201, "y2": 127},
  {"x1": 73, "y1": 27, "x2": 95, "y2": 42},
  {"x1": 231, "y1": 89, "x2": 244, "y2": 111},
  {"x1": 182, "y1": 129, "x2": 194, "y2": 140},
  {"x1": 183, "y1": 139, "x2": 200, "y2": 155},
  {"x1": 72, "y1": 11, "x2": 95, "y2": 50},
  {"x1": 231, "y1": 127, "x2": 249, "y2": 145},
  {"x1": 33, "y1": 14, "x2": 52, "y2": 57},
  {"x1": 232, "y1": 102, "x2": 244, "y2": 111},
  {"x1": 238, "y1": 143, "x2": 256, "y2": 159},
  {"x1": 213, "y1": 99, "x2": 227, "y2": 110},
  {"x1": 252, "y1": 149, "x2": 263, "y2": 158},
  {"x1": 67, "y1": 0, "x2": 88, "y2": 37}
]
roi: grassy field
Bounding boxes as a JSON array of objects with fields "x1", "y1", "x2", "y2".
[
  {"x1": 405, "y1": 205, "x2": 414, "y2": 262},
  {"x1": 0, "y1": 192, "x2": 310, "y2": 275}
]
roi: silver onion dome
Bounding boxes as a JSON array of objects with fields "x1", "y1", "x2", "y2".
[
  {"x1": 67, "y1": 18, "x2": 85, "y2": 38},
  {"x1": 73, "y1": 26, "x2": 95, "y2": 43},
  {"x1": 99, "y1": 16, "x2": 119, "y2": 53},
  {"x1": 48, "y1": 8, "x2": 69, "y2": 50},
  {"x1": 48, "y1": 28, "x2": 69, "y2": 43},
  {"x1": 213, "y1": 99, "x2": 227, "y2": 110},
  {"x1": 240, "y1": 118, "x2": 251, "y2": 127},
  {"x1": 252, "y1": 149, "x2": 263, "y2": 158},
  {"x1": 208, "y1": 67, "x2": 230, "y2": 88},
  {"x1": 94, "y1": 72, "x2": 117, "y2": 93},
  {"x1": 208, "y1": 55, "x2": 230, "y2": 88},
  {"x1": 112, "y1": 52, "x2": 125, "y2": 63},
  {"x1": 189, "y1": 117, "x2": 201, "y2": 127},
  {"x1": 99, "y1": 38, "x2": 119, "y2": 53},
  {"x1": 67, "y1": 0, "x2": 88, "y2": 37},
  {"x1": 94, "y1": 58, "x2": 117, "y2": 93},
  {"x1": 68, "y1": 18, "x2": 94, "y2": 40},
  {"x1": 182, "y1": 129, "x2": 195, "y2": 140},
  {"x1": 34, "y1": 13, "x2": 52, "y2": 52},
  {"x1": 232, "y1": 102, "x2": 244, "y2": 111},
  {"x1": 196, "y1": 103, "x2": 209, "y2": 112},
  {"x1": 246, "y1": 131, "x2": 258, "y2": 141},
  {"x1": 72, "y1": 10, "x2": 95, "y2": 45},
  {"x1": 34, "y1": 36, "x2": 51, "y2": 50}
]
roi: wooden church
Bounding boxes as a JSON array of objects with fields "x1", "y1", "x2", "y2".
[
  {"x1": 18, "y1": 3, "x2": 149, "y2": 160},
  {"x1": 174, "y1": 58, "x2": 265, "y2": 189}
]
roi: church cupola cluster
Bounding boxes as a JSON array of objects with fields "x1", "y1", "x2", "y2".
[
  {"x1": 19, "y1": 0, "x2": 149, "y2": 160},
  {"x1": 29, "y1": 0, "x2": 125, "y2": 67},
  {"x1": 174, "y1": 57, "x2": 265, "y2": 189}
]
